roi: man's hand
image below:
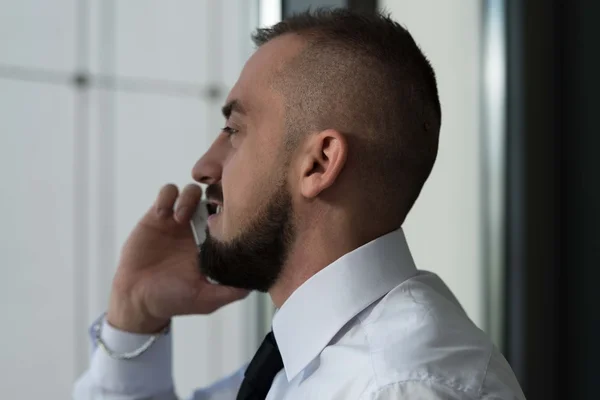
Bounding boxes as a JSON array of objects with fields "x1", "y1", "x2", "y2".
[{"x1": 106, "y1": 183, "x2": 249, "y2": 334}]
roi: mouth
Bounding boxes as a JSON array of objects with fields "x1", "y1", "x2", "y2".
[{"x1": 205, "y1": 200, "x2": 223, "y2": 217}]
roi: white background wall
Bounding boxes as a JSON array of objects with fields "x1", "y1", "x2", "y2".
[{"x1": 381, "y1": 0, "x2": 484, "y2": 327}]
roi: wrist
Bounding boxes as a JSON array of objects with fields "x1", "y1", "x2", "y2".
[{"x1": 107, "y1": 294, "x2": 169, "y2": 334}]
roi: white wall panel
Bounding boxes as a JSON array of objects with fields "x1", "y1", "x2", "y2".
[
  {"x1": 380, "y1": 0, "x2": 484, "y2": 327},
  {"x1": 86, "y1": 87, "x2": 115, "y2": 335},
  {"x1": 90, "y1": 0, "x2": 211, "y2": 84},
  {"x1": 0, "y1": 0, "x2": 76, "y2": 71},
  {"x1": 220, "y1": 0, "x2": 258, "y2": 86},
  {"x1": 0, "y1": 80, "x2": 76, "y2": 399}
]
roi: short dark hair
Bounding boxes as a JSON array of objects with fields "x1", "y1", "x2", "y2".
[{"x1": 252, "y1": 8, "x2": 441, "y2": 225}]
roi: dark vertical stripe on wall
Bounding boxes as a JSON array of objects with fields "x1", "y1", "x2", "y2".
[
  {"x1": 505, "y1": 0, "x2": 560, "y2": 399},
  {"x1": 561, "y1": 1, "x2": 600, "y2": 399},
  {"x1": 505, "y1": 0, "x2": 524, "y2": 378},
  {"x1": 506, "y1": 0, "x2": 600, "y2": 399}
]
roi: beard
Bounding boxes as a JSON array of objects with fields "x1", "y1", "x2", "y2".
[{"x1": 198, "y1": 181, "x2": 295, "y2": 292}]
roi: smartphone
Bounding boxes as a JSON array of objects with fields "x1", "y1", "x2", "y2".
[
  {"x1": 190, "y1": 200, "x2": 220, "y2": 284},
  {"x1": 190, "y1": 200, "x2": 209, "y2": 247}
]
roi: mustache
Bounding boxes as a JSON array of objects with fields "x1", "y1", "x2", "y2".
[{"x1": 205, "y1": 184, "x2": 223, "y2": 203}]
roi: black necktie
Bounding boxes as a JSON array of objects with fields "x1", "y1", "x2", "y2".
[{"x1": 236, "y1": 331, "x2": 284, "y2": 400}]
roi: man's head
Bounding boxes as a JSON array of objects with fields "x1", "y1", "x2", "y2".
[{"x1": 193, "y1": 9, "x2": 441, "y2": 293}]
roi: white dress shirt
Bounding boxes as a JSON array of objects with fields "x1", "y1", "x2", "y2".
[{"x1": 73, "y1": 229, "x2": 525, "y2": 399}]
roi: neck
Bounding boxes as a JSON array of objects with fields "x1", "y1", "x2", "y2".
[{"x1": 268, "y1": 212, "x2": 396, "y2": 307}]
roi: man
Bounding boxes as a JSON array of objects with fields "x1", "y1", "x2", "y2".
[{"x1": 74, "y1": 9, "x2": 525, "y2": 400}]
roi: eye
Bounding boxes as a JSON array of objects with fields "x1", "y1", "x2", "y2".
[{"x1": 222, "y1": 126, "x2": 239, "y2": 137}]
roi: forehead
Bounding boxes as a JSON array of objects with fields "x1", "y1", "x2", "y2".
[{"x1": 225, "y1": 34, "x2": 306, "y2": 111}]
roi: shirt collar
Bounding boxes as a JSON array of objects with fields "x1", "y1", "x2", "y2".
[{"x1": 271, "y1": 228, "x2": 418, "y2": 381}]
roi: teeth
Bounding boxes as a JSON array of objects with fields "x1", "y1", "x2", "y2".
[{"x1": 216, "y1": 204, "x2": 223, "y2": 214}]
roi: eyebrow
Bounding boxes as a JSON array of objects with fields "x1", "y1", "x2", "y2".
[{"x1": 221, "y1": 99, "x2": 247, "y2": 119}]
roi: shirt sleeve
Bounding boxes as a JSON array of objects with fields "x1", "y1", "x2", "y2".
[{"x1": 72, "y1": 315, "x2": 245, "y2": 400}]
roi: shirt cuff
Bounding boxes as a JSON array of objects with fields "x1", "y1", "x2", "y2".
[{"x1": 89, "y1": 317, "x2": 174, "y2": 397}]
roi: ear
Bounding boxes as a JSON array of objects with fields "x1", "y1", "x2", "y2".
[{"x1": 298, "y1": 129, "x2": 348, "y2": 199}]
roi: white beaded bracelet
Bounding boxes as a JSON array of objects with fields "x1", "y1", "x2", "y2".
[{"x1": 92, "y1": 315, "x2": 170, "y2": 360}]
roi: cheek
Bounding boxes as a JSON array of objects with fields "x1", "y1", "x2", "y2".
[{"x1": 221, "y1": 140, "x2": 271, "y2": 237}]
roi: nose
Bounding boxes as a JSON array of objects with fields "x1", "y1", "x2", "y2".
[{"x1": 192, "y1": 136, "x2": 228, "y2": 184}]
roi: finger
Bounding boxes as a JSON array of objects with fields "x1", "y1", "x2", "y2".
[
  {"x1": 155, "y1": 184, "x2": 179, "y2": 219},
  {"x1": 174, "y1": 183, "x2": 203, "y2": 224}
]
